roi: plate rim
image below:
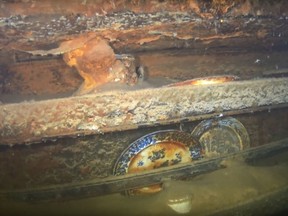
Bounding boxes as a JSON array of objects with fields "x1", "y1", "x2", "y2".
[
  {"x1": 165, "y1": 75, "x2": 239, "y2": 87},
  {"x1": 191, "y1": 116, "x2": 250, "y2": 153}
]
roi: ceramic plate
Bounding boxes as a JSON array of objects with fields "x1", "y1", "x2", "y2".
[
  {"x1": 191, "y1": 117, "x2": 250, "y2": 157},
  {"x1": 113, "y1": 130, "x2": 203, "y2": 195}
]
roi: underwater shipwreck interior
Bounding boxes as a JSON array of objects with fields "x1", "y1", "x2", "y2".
[{"x1": 1, "y1": 0, "x2": 288, "y2": 215}]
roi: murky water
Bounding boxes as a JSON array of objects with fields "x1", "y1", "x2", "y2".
[{"x1": 1, "y1": 151, "x2": 288, "y2": 216}]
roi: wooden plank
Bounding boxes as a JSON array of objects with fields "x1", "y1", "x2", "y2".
[
  {"x1": 2, "y1": 2, "x2": 288, "y2": 54},
  {"x1": 1, "y1": 77, "x2": 288, "y2": 145},
  {"x1": 2, "y1": 138, "x2": 288, "y2": 202}
]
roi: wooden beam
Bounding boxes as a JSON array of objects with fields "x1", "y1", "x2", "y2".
[
  {"x1": 2, "y1": 2, "x2": 288, "y2": 53},
  {"x1": 1, "y1": 77, "x2": 288, "y2": 145}
]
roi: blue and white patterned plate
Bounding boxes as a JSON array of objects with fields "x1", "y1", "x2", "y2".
[
  {"x1": 113, "y1": 130, "x2": 203, "y2": 177},
  {"x1": 113, "y1": 129, "x2": 203, "y2": 195}
]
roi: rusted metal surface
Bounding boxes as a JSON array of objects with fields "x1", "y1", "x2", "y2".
[{"x1": 1, "y1": 77, "x2": 288, "y2": 145}]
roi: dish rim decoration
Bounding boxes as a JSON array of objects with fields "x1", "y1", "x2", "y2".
[
  {"x1": 191, "y1": 116, "x2": 250, "y2": 154},
  {"x1": 113, "y1": 129, "x2": 203, "y2": 176}
]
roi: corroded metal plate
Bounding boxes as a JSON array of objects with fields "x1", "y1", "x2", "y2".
[
  {"x1": 191, "y1": 117, "x2": 250, "y2": 157},
  {"x1": 113, "y1": 130, "x2": 203, "y2": 195}
]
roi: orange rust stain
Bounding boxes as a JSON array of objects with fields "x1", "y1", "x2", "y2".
[{"x1": 63, "y1": 37, "x2": 118, "y2": 95}]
